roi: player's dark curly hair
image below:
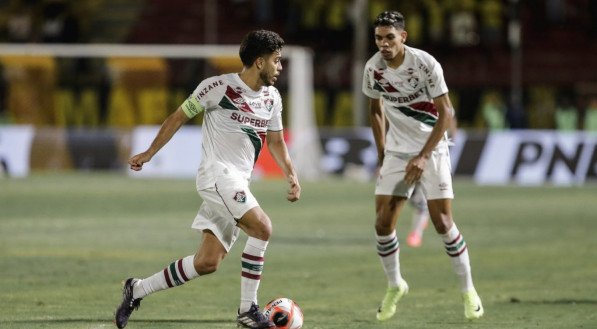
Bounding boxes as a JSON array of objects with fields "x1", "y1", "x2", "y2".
[
  {"x1": 373, "y1": 11, "x2": 405, "y2": 30},
  {"x1": 239, "y1": 30, "x2": 285, "y2": 67}
]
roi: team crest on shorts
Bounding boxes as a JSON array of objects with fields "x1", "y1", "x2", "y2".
[{"x1": 234, "y1": 191, "x2": 247, "y2": 203}]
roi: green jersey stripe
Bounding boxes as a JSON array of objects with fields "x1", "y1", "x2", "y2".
[
  {"x1": 395, "y1": 105, "x2": 438, "y2": 126},
  {"x1": 218, "y1": 97, "x2": 238, "y2": 111},
  {"x1": 241, "y1": 127, "x2": 263, "y2": 163}
]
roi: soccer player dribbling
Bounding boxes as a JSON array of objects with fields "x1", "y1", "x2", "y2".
[
  {"x1": 114, "y1": 30, "x2": 300, "y2": 329},
  {"x1": 362, "y1": 11, "x2": 484, "y2": 321}
]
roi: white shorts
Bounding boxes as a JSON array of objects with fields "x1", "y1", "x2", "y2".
[
  {"x1": 375, "y1": 145, "x2": 454, "y2": 200},
  {"x1": 191, "y1": 163, "x2": 259, "y2": 252}
]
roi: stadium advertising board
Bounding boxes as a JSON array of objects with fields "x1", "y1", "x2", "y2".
[
  {"x1": 319, "y1": 129, "x2": 597, "y2": 186},
  {"x1": 0, "y1": 126, "x2": 35, "y2": 177},
  {"x1": 2, "y1": 126, "x2": 597, "y2": 185},
  {"x1": 129, "y1": 126, "x2": 202, "y2": 178},
  {"x1": 472, "y1": 131, "x2": 597, "y2": 185}
]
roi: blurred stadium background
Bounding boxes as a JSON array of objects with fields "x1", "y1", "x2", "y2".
[{"x1": 0, "y1": 0, "x2": 596, "y2": 183}]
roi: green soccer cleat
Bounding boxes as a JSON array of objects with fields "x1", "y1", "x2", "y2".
[
  {"x1": 376, "y1": 280, "x2": 409, "y2": 321},
  {"x1": 463, "y1": 289, "x2": 484, "y2": 320}
]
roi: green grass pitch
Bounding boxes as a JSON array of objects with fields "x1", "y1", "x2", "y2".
[{"x1": 1, "y1": 173, "x2": 596, "y2": 328}]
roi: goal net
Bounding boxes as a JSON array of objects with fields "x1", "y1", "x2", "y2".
[{"x1": 0, "y1": 44, "x2": 322, "y2": 180}]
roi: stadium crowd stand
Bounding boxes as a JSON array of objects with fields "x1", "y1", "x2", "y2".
[{"x1": 0, "y1": 0, "x2": 596, "y2": 129}]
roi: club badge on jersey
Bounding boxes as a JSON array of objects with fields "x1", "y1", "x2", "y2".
[{"x1": 234, "y1": 191, "x2": 247, "y2": 203}]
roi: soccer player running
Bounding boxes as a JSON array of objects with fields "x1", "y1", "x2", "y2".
[
  {"x1": 114, "y1": 30, "x2": 301, "y2": 329},
  {"x1": 362, "y1": 11, "x2": 484, "y2": 321}
]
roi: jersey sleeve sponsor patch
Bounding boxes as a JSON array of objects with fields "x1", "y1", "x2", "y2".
[{"x1": 182, "y1": 96, "x2": 204, "y2": 118}]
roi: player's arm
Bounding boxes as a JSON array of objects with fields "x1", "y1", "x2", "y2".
[
  {"x1": 404, "y1": 93, "x2": 454, "y2": 184},
  {"x1": 368, "y1": 97, "x2": 386, "y2": 166},
  {"x1": 266, "y1": 130, "x2": 301, "y2": 202},
  {"x1": 448, "y1": 115, "x2": 458, "y2": 143},
  {"x1": 129, "y1": 107, "x2": 191, "y2": 171}
]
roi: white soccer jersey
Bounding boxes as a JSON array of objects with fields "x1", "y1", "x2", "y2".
[
  {"x1": 362, "y1": 45, "x2": 450, "y2": 154},
  {"x1": 182, "y1": 73, "x2": 283, "y2": 190}
]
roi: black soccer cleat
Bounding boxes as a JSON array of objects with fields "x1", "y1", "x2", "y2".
[
  {"x1": 114, "y1": 278, "x2": 142, "y2": 329},
  {"x1": 237, "y1": 303, "x2": 275, "y2": 329}
]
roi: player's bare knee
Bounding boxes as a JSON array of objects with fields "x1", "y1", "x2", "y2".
[
  {"x1": 239, "y1": 208, "x2": 272, "y2": 240},
  {"x1": 194, "y1": 257, "x2": 220, "y2": 275},
  {"x1": 375, "y1": 216, "x2": 394, "y2": 235},
  {"x1": 431, "y1": 214, "x2": 453, "y2": 234},
  {"x1": 249, "y1": 212, "x2": 272, "y2": 240},
  {"x1": 254, "y1": 219, "x2": 272, "y2": 241}
]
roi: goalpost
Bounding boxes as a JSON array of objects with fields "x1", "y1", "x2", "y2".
[{"x1": 0, "y1": 44, "x2": 322, "y2": 180}]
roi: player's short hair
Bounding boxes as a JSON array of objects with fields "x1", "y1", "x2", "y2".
[
  {"x1": 374, "y1": 11, "x2": 405, "y2": 30},
  {"x1": 239, "y1": 30, "x2": 285, "y2": 67}
]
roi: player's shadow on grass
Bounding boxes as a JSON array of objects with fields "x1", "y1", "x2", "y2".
[
  {"x1": 2, "y1": 318, "x2": 231, "y2": 324},
  {"x1": 509, "y1": 297, "x2": 597, "y2": 305}
]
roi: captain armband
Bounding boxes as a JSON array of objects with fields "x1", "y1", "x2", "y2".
[{"x1": 181, "y1": 96, "x2": 204, "y2": 118}]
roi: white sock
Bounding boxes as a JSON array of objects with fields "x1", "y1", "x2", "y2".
[
  {"x1": 441, "y1": 224, "x2": 475, "y2": 293},
  {"x1": 240, "y1": 237, "x2": 268, "y2": 313},
  {"x1": 133, "y1": 255, "x2": 199, "y2": 299},
  {"x1": 376, "y1": 231, "x2": 402, "y2": 287}
]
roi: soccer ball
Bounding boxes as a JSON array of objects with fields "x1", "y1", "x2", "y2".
[{"x1": 262, "y1": 297, "x2": 303, "y2": 329}]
